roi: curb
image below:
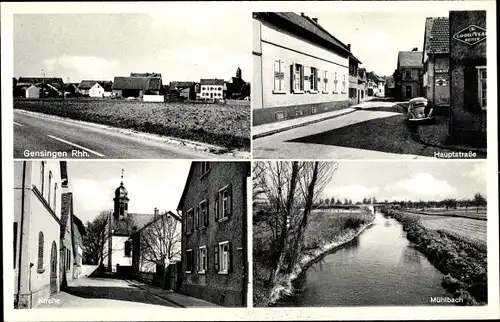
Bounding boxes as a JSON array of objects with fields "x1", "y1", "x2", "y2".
[
  {"x1": 416, "y1": 126, "x2": 487, "y2": 157},
  {"x1": 252, "y1": 108, "x2": 357, "y2": 140},
  {"x1": 15, "y1": 109, "x2": 250, "y2": 158},
  {"x1": 125, "y1": 280, "x2": 185, "y2": 308}
]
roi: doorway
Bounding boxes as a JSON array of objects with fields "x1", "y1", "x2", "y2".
[
  {"x1": 405, "y1": 85, "x2": 412, "y2": 99},
  {"x1": 50, "y1": 241, "x2": 58, "y2": 294}
]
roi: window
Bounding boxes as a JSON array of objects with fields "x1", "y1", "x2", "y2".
[
  {"x1": 199, "y1": 199, "x2": 209, "y2": 228},
  {"x1": 186, "y1": 208, "x2": 194, "y2": 234},
  {"x1": 216, "y1": 241, "x2": 231, "y2": 274},
  {"x1": 37, "y1": 231, "x2": 44, "y2": 273},
  {"x1": 292, "y1": 63, "x2": 304, "y2": 93},
  {"x1": 323, "y1": 70, "x2": 329, "y2": 92},
  {"x1": 310, "y1": 67, "x2": 318, "y2": 92},
  {"x1": 216, "y1": 184, "x2": 232, "y2": 221},
  {"x1": 333, "y1": 72, "x2": 338, "y2": 93},
  {"x1": 477, "y1": 66, "x2": 486, "y2": 110},
  {"x1": 40, "y1": 162, "x2": 45, "y2": 195},
  {"x1": 186, "y1": 249, "x2": 194, "y2": 273},
  {"x1": 273, "y1": 59, "x2": 285, "y2": 93},
  {"x1": 404, "y1": 69, "x2": 412, "y2": 80},
  {"x1": 198, "y1": 246, "x2": 207, "y2": 273},
  {"x1": 124, "y1": 240, "x2": 131, "y2": 257},
  {"x1": 48, "y1": 171, "x2": 52, "y2": 206},
  {"x1": 210, "y1": 87, "x2": 214, "y2": 91},
  {"x1": 201, "y1": 162, "x2": 210, "y2": 177},
  {"x1": 66, "y1": 248, "x2": 71, "y2": 271},
  {"x1": 53, "y1": 183, "x2": 58, "y2": 210}
]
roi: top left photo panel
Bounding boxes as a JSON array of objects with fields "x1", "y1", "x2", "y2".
[{"x1": 12, "y1": 10, "x2": 251, "y2": 159}]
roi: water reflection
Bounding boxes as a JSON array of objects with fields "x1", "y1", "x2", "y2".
[{"x1": 276, "y1": 212, "x2": 453, "y2": 307}]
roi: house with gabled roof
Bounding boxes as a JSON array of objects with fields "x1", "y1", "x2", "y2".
[
  {"x1": 252, "y1": 12, "x2": 353, "y2": 125},
  {"x1": 422, "y1": 17, "x2": 450, "y2": 110},
  {"x1": 112, "y1": 75, "x2": 163, "y2": 98},
  {"x1": 78, "y1": 80, "x2": 113, "y2": 97},
  {"x1": 395, "y1": 49, "x2": 423, "y2": 100},
  {"x1": 199, "y1": 78, "x2": 225, "y2": 100}
]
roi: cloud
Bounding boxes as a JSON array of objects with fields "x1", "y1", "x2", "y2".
[
  {"x1": 43, "y1": 55, "x2": 118, "y2": 81},
  {"x1": 388, "y1": 172, "x2": 457, "y2": 200},
  {"x1": 462, "y1": 163, "x2": 487, "y2": 183},
  {"x1": 324, "y1": 184, "x2": 380, "y2": 203}
]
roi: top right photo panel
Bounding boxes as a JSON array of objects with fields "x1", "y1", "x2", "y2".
[{"x1": 252, "y1": 9, "x2": 488, "y2": 160}]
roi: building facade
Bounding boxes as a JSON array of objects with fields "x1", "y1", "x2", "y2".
[
  {"x1": 422, "y1": 17, "x2": 451, "y2": 113},
  {"x1": 178, "y1": 162, "x2": 250, "y2": 307},
  {"x1": 199, "y1": 79, "x2": 225, "y2": 100},
  {"x1": 14, "y1": 161, "x2": 68, "y2": 308},
  {"x1": 112, "y1": 74, "x2": 162, "y2": 99},
  {"x1": 348, "y1": 52, "x2": 363, "y2": 104},
  {"x1": 396, "y1": 50, "x2": 423, "y2": 100},
  {"x1": 71, "y1": 214, "x2": 86, "y2": 279},
  {"x1": 252, "y1": 12, "x2": 352, "y2": 125},
  {"x1": 449, "y1": 10, "x2": 486, "y2": 147},
  {"x1": 60, "y1": 193, "x2": 75, "y2": 288}
]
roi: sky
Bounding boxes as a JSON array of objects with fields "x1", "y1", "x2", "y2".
[
  {"x1": 14, "y1": 13, "x2": 251, "y2": 84},
  {"x1": 65, "y1": 161, "x2": 191, "y2": 223},
  {"x1": 308, "y1": 10, "x2": 453, "y2": 76},
  {"x1": 321, "y1": 161, "x2": 487, "y2": 203}
]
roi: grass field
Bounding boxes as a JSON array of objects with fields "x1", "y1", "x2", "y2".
[
  {"x1": 14, "y1": 98, "x2": 250, "y2": 151},
  {"x1": 421, "y1": 217, "x2": 487, "y2": 246},
  {"x1": 407, "y1": 208, "x2": 487, "y2": 220}
]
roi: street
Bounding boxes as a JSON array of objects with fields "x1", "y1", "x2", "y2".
[
  {"x1": 36, "y1": 277, "x2": 179, "y2": 308},
  {"x1": 13, "y1": 110, "x2": 230, "y2": 159},
  {"x1": 253, "y1": 100, "x2": 454, "y2": 159}
]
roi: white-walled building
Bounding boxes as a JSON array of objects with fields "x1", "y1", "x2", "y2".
[
  {"x1": 14, "y1": 161, "x2": 68, "y2": 308},
  {"x1": 199, "y1": 79, "x2": 225, "y2": 100},
  {"x1": 252, "y1": 12, "x2": 353, "y2": 125},
  {"x1": 78, "y1": 80, "x2": 113, "y2": 98}
]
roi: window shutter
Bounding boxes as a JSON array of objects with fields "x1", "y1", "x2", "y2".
[
  {"x1": 214, "y1": 193, "x2": 219, "y2": 221},
  {"x1": 273, "y1": 59, "x2": 279, "y2": 91},
  {"x1": 192, "y1": 249, "x2": 196, "y2": 272},
  {"x1": 183, "y1": 213, "x2": 187, "y2": 233},
  {"x1": 228, "y1": 184, "x2": 233, "y2": 218},
  {"x1": 195, "y1": 206, "x2": 199, "y2": 229},
  {"x1": 317, "y1": 68, "x2": 321, "y2": 91},
  {"x1": 290, "y1": 64, "x2": 295, "y2": 93},
  {"x1": 205, "y1": 199, "x2": 209, "y2": 227},
  {"x1": 304, "y1": 66, "x2": 311, "y2": 91},
  {"x1": 37, "y1": 232, "x2": 44, "y2": 270},
  {"x1": 280, "y1": 60, "x2": 285, "y2": 91},
  {"x1": 214, "y1": 245, "x2": 219, "y2": 272},
  {"x1": 228, "y1": 242, "x2": 233, "y2": 273},
  {"x1": 205, "y1": 247, "x2": 209, "y2": 271}
]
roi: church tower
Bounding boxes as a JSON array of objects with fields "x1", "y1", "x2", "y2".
[
  {"x1": 113, "y1": 169, "x2": 129, "y2": 220},
  {"x1": 236, "y1": 65, "x2": 242, "y2": 79}
]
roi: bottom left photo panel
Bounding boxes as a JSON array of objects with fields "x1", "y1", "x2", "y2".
[{"x1": 12, "y1": 160, "x2": 251, "y2": 309}]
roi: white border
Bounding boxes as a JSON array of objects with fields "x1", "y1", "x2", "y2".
[{"x1": 2, "y1": 1, "x2": 499, "y2": 321}]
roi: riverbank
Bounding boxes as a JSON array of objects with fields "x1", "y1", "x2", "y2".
[
  {"x1": 384, "y1": 209, "x2": 487, "y2": 305},
  {"x1": 254, "y1": 208, "x2": 375, "y2": 307}
]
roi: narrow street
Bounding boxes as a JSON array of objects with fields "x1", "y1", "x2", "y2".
[
  {"x1": 36, "y1": 276, "x2": 180, "y2": 308},
  {"x1": 253, "y1": 99, "x2": 455, "y2": 159}
]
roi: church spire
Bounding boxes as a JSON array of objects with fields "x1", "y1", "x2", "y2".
[
  {"x1": 121, "y1": 168, "x2": 124, "y2": 185},
  {"x1": 236, "y1": 65, "x2": 242, "y2": 79}
]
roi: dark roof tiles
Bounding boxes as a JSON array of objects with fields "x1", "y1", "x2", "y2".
[
  {"x1": 424, "y1": 17, "x2": 450, "y2": 55},
  {"x1": 112, "y1": 77, "x2": 162, "y2": 90}
]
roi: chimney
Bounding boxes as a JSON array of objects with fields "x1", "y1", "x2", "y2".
[
  {"x1": 154, "y1": 207, "x2": 159, "y2": 217},
  {"x1": 300, "y1": 12, "x2": 305, "y2": 17},
  {"x1": 312, "y1": 17, "x2": 318, "y2": 24},
  {"x1": 347, "y1": 44, "x2": 351, "y2": 51}
]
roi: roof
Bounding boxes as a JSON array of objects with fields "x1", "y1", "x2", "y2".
[
  {"x1": 254, "y1": 12, "x2": 351, "y2": 57},
  {"x1": 177, "y1": 162, "x2": 195, "y2": 211},
  {"x1": 18, "y1": 77, "x2": 64, "y2": 89},
  {"x1": 423, "y1": 17, "x2": 450, "y2": 57},
  {"x1": 130, "y1": 72, "x2": 162, "y2": 78},
  {"x1": 78, "y1": 80, "x2": 113, "y2": 91},
  {"x1": 367, "y1": 71, "x2": 383, "y2": 82},
  {"x1": 398, "y1": 51, "x2": 423, "y2": 68},
  {"x1": 72, "y1": 214, "x2": 86, "y2": 237},
  {"x1": 349, "y1": 55, "x2": 362, "y2": 64},
  {"x1": 112, "y1": 77, "x2": 162, "y2": 90},
  {"x1": 112, "y1": 213, "x2": 156, "y2": 236},
  {"x1": 60, "y1": 193, "x2": 73, "y2": 239},
  {"x1": 358, "y1": 68, "x2": 366, "y2": 78},
  {"x1": 170, "y1": 81, "x2": 195, "y2": 89},
  {"x1": 200, "y1": 78, "x2": 225, "y2": 86},
  {"x1": 130, "y1": 211, "x2": 182, "y2": 236}
]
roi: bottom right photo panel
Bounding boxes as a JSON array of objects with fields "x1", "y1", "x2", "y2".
[{"x1": 253, "y1": 161, "x2": 487, "y2": 307}]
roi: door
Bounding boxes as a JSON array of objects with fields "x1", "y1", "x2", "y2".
[
  {"x1": 50, "y1": 241, "x2": 58, "y2": 294},
  {"x1": 405, "y1": 85, "x2": 412, "y2": 99}
]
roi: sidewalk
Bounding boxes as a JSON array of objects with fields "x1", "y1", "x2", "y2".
[
  {"x1": 252, "y1": 98, "x2": 386, "y2": 139},
  {"x1": 126, "y1": 279, "x2": 221, "y2": 308}
]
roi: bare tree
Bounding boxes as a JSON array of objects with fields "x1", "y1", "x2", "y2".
[
  {"x1": 82, "y1": 210, "x2": 111, "y2": 265},
  {"x1": 138, "y1": 212, "x2": 182, "y2": 281}
]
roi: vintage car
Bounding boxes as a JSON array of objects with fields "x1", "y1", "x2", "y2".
[{"x1": 406, "y1": 97, "x2": 434, "y2": 123}]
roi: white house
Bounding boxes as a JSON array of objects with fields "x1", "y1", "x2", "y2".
[
  {"x1": 252, "y1": 12, "x2": 352, "y2": 126},
  {"x1": 89, "y1": 83, "x2": 105, "y2": 98},
  {"x1": 199, "y1": 79, "x2": 225, "y2": 100},
  {"x1": 25, "y1": 85, "x2": 40, "y2": 98},
  {"x1": 78, "y1": 80, "x2": 113, "y2": 98}
]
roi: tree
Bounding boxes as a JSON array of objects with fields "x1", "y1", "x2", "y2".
[
  {"x1": 82, "y1": 210, "x2": 111, "y2": 265},
  {"x1": 336, "y1": 199, "x2": 342, "y2": 205},
  {"x1": 473, "y1": 193, "x2": 487, "y2": 213},
  {"x1": 330, "y1": 197, "x2": 335, "y2": 205},
  {"x1": 255, "y1": 161, "x2": 337, "y2": 287},
  {"x1": 372, "y1": 197, "x2": 377, "y2": 204},
  {"x1": 138, "y1": 212, "x2": 181, "y2": 287},
  {"x1": 348, "y1": 199, "x2": 353, "y2": 205},
  {"x1": 324, "y1": 198, "x2": 329, "y2": 206}
]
